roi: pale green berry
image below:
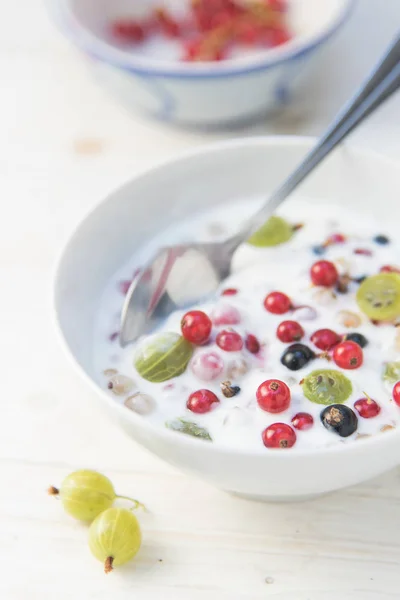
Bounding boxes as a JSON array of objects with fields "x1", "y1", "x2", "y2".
[
  {"x1": 302, "y1": 369, "x2": 352, "y2": 405},
  {"x1": 49, "y1": 470, "x2": 144, "y2": 522},
  {"x1": 247, "y1": 216, "x2": 293, "y2": 247},
  {"x1": 89, "y1": 507, "x2": 142, "y2": 573},
  {"x1": 134, "y1": 332, "x2": 193, "y2": 383},
  {"x1": 357, "y1": 273, "x2": 400, "y2": 321}
]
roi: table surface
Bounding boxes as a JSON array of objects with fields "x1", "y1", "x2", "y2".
[{"x1": 2, "y1": 1, "x2": 400, "y2": 599}]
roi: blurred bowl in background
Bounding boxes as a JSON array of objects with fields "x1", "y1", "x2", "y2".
[{"x1": 48, "y1": 0, "x2": 354, "y2": 127}]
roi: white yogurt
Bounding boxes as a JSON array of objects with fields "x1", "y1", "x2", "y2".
[{"x1": 93, "y1": 198, "x2": 400, "y2": 452}]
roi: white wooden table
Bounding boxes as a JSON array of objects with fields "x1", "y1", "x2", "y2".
[{"x1": 2, "y1": 2, "x2": 400, "y2": 598}]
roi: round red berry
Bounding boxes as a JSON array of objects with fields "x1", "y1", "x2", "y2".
[
  {"x1": 181, "y1": 310, "x2": 212, "y2": 345},
  {"x1": 393, "y1": 382, "x2": 400, "y2": 407},
  {"x1": 111, "y1": 20, "x2": 146, "y2": 43},
  {"x1": 267, "y1": 0, "x2": 287, "y2": 11},
  {"x1": 291, "y1": 412, "x2": 314, "y2": 431},
  {"x1": 187, "y1": 389, "x2": 219, "y2": 414},
  {"x1": 245, "y1": 334, "x2": 260, "y2": 354},
  {"x1": 310, "y1": 260, "x2": 339, "y2": 287},
  {"x1": 183, "y1": 38, "x2": 202, "y2": 61},
  {"x1": 216, "y1": 329, "x2": 243, "y2": 352},
  {"x1": 256, "y1": 379, "x2": 291, "y2": 413},
  {"x1": 221, "y1": 288, "x2": 238, "y2": 296},
  {"x1": 380, "y1": 265, "x2": 400, "y2": 274},
  {"x1": 354, "y1": 396, "x2": 381, "y2": 418},
  {"x1": 333, "y1": 341, "x2": 363, "y2": 370},
  {"x1": 277, "y1": 320, "x2": 304, "y2": 343},
  {"x1": 262, "y1": 423, "x2": 296, "y2": 449},
  {"x1": 354, "y1": 248, "x2": 373, "y2": 256},
  {"x1": 235, "y1": 20, "x2": 260, "y2": 45},
  {"x1": 211, "y1": 304, "x2": 241, "y2": 326},
  {"x1": 191, "y1": 351, "x2": 224, "y2": 381},
  {"x1": 310, "y1": 328, "x2": 341, "y2": 351},
  {"x1": 327, "y1": 233, "x2": 346, "y2": 245},
  {"x1": 264, "y1": 291, "x2": 292, "y2": 314}
]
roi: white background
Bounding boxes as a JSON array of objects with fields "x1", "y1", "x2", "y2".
[{"x1": 1, "y1": 1, "x2": 400, "y2": 598}]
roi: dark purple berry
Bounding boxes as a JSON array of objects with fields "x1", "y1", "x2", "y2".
[
  {"x1": 374, "y1": 234, "x2": 390, "y2": 245},
  {"x1": 280, "y1": 344, "x2": 315, "y2": 371},
  {"x1": 320, "y1": 404, "x2": 358, "y2": 437},
  {"x1": 343, "y1": 332, "x2": 368, "y2": 348},
  {"x1": 312, "y1": 245, "x2": 326, "y2": 256}
]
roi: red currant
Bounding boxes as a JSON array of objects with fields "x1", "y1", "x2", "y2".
[
  {"x1": 393, "y1": 382, "x2": 400, "y2": 407},
  {"x1": 211, "y1": 304, "x2": 241, "y2": 326},
  {"x1": 216, "y1": 329, "x2": 243, "y2": 352},
  {"x1": 256, "y1": 379, "x2": 290, "y2": 413},
  {"x1": 235, "y1": 20, "x2": 260, "y2": 45},
  {"x1": 291, "y1": 412, "x2": 314, "y2": 431},
  {"x1": 310, "y1": 260, "x2": 339, "y2": 287},
  {"x1": 245, "y1": 334, "x2": 260, "y2": 354},
  {"x1": 210, "y1": 10, "x2": 234, "y2": 29},
  {"x1": 221, "y1": 288, "x2": 238, "y2": 296},
  {"x1": 310, "y1": 328, "x2": 341, "y2": 351},
  {"x1": 354, "y1": 248, "x2": 373, "y2": 256},
  {"x1": 326, "y1": 233, "x2": 346, "y2": 245},
  {"x1": 191, "y1": 351, "x2": 224, "y2": 381},
  {"x1": 111, "y1": 20, "x2": 146, "y2": 43},
  {"x1": 183, "y1": 38, "x2": 202, "y2": 61},
  {"x1": 264, "y1": 291, "x2": 291, "y2": 315},
  {"x1": 262, "y1": 423, "x2": 296, "y2": 449},
  {"x1": 187, "y1": 389, "x2": 219, "y2": 414},
  {"x1": 354, "y1": 396, "x2": 381, "y2": 418},
  {"x1": 181, "y1": 310, "x2": 212, "y2": 345},
  {"x1": 266, "y1": 0, "x2": 287, "y2": 11},
  {"x1": 333, "y1": 341, "x2": 363, "y2": 370},
  {"x1": 380, "y1": 265, "x2": 400, "y2": 274},
  {"x1": 276, "y1": 320, "x2": 304, "y2": 343}
]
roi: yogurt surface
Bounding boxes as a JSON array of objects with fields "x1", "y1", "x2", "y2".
[{"x1": 93, "y1": 198, "x2": 400, "y2": 452}]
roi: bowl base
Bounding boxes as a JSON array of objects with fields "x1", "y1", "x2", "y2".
[{"x1": 227, "y1": 490, "x2": 331, "y2": 503}]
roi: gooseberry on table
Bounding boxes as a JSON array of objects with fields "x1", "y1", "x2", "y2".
[{"x1": 48, "y1": 470, "x2": 144, "y2": 522}]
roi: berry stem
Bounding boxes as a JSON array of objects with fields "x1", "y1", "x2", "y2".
[
  {"x1": 48, "y1": 486, "x2": 59, "y2": 496},
  {"x1": 104, "y1": 556, "x2": 114, "y2": 574},
  {"x1": 316, "y1": 352, "x2": 332, "y2": 361},
  {"x1": 116, "y1": 494, "x2": 146, "y2": 511}
]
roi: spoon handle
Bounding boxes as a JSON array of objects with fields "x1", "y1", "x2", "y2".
[{"x1": 235, "y1": 34, "x2": 400, "y2": 245}]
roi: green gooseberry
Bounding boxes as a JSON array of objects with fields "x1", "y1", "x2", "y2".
[
  {"x1": 302, "y1": 369, "x2": 352, "y2": 405},
  {"x1": 356, "y1": 273, "x2": 400, "y2": 321},
  {"x1": 247, "y1": 216, "x2": 293, "y2": 247},
  {"x1": 89, "y1": 507, "x2": 142, "y2": 573},
  {"x1": 134, "y1": 332, "x2": 193, "y2": 383},
  {"x1": 48, "y1": 469, "x2": 144, "y2": 522}
]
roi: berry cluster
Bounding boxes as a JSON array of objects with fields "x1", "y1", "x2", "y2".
[
  {"x1": 111, "y1": 0, "x2": 291, "y2": 62},
  {"x1": 49, "y1": 470, "x2": 145, "y2": 573}
]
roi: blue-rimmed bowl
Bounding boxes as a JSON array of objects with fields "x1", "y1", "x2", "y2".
[{"x1": 49, "y1": 0, "x2": 354, "y2": 127}]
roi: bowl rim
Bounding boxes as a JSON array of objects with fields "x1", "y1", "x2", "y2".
[
  {"x1": 53, "y1": 135, "x2": 400, "y2": 460},
  {"x1": 47, "y1": 0, "x2": 355, "y2": 79}
]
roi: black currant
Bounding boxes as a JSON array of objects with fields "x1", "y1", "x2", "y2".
[
  {"x1": 320, "y1": 404, "x2": 358, "y2": 437},
  {"x1": 344, "y1": 332, "x2": 368, "y2": 348},
  {"x1": 280, "y1": 344, "x2": 315, "y2": 371}
]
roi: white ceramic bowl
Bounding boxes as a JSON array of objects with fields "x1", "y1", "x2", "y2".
[
  {"x1": 49, "y1": 0, "x2": 353, "y2": 127},
  {"x1": 54, "y1": 137, "x2": 400, "y2": 501}
]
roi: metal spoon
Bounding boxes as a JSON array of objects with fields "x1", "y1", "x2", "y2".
[{"x1": 120, "y1": 35, "x2": 400, "y2": 347}]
